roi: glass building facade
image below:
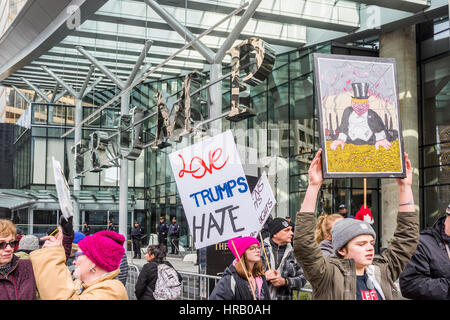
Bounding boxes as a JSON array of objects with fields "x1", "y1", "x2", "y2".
[{"x1": 10, "y1": 14, "x2": 449, "y2": 251}]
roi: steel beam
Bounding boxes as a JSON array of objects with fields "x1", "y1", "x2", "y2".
[
  {"x1": 76, "y1": 46, "x2": 126, "y2": 89},
  {"x1": 61, "y1": 1, "x2": 249, "y2": 139},
  {"x1": 214, "y1": 0, "x2": 262, "y2": 63},
  {"x1": 144, "y1": 0, "x2": 215, "y2": 63},
  {"x1": 125, "y1": 40, "x2": 153, "y2": 87},
  {"x1": 21, "y1": 78, "x2": 51, "y2": 103},
  {"x1": 78, "y1": 65, "x2": 95, "y2": 99},
  {"x1": 50, "y1": 83, "x2": 60, "y2": 103},
  {"x1": 11, "y1": 85, "x2": 31, "y2": 104},
  {"x1": 41, "y1": 66, "x2": 78, "y2": 97}
]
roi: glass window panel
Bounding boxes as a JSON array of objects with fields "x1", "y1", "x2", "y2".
[
  {"x1": 32, "y1": 137, "x2": 46, "y2": 184},
  {"x1": 135, "y1": 151, "x2": 145, "y2": 188},
  {"x1": 423, "y1": 143, "x2": 450, "y2": 167},
  {"x1": 290, "y1": 54, "x2": 312, "y2": 79},
  {"x1": 32, "y1": 104, "x2": 47, "y2": 124},
  {"x1": 32, "y1": 127, "x2": 46, "y2": 136},
  {"x1": 423, "y1": 185, "x2": 450, "y2": 227},
  {"x1": 46, "y1": 139, "x2": 65, "y2": 185},
  {"x1": 48, "y1": 105, "x2": 66, "y2": 125},
  {"x1": 101, "y1": 167, "x2": 119, "y2": 187},
  {"x1": 423, "y1": 166, "x2": 450, "y2": 186},
  {"x1": 268, "y1": 64, "x2": 289, "y2": 90},
  {"x1": 66, "y1": 139, "x2": 74, "y2": 184},
  {"x1": 422, "y1": 54, "x2": 450, "y2": 145}
]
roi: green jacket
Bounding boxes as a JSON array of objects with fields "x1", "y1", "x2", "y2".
[{"x1": 294, "y1": 211, "x2": 419, "y2": 300}]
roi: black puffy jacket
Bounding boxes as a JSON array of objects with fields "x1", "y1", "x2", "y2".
[
  {"x1": 399, "y1": 216, "x2": 450, "y2": 300},
  {"x1": 134, "y1": 260, "x2": 182, "y2": 300}
]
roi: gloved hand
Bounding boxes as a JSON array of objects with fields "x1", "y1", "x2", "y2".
[{"x1": 60, "y1": 215, "x2": 74, "y2": 237}]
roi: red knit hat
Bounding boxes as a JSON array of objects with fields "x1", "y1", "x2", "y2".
[
  {"x1": 355, "y1": 205, "x2": 374, "y2": 224},
  {"x1": 228, "y1": 236, "x2": 260, "y2": 260},
  {"x1": 78, "y1": 230, "x2": 125, "y2": 272}
]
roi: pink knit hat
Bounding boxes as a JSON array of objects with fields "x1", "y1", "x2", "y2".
[
  {"x1": 78, "y1": 230, "x2": 125, "y2": 272},
  {"x1": 227, "y1": 236, "x2": 260, "y2": 260}
]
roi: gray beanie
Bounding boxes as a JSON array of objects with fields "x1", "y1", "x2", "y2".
[
  {"x1": 331, "y1": 218, "x2": 376, "y2": 256},
  {"x1": 18, "y1": 235, "x2": 39, "y2": 251}
]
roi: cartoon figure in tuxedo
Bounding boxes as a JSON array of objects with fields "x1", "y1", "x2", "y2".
[{"x1": 330, "y1": 82, "x2": 394, "y2": 151}]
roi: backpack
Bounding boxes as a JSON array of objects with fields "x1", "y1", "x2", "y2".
[{"x1": 153, "y1": 263, "x2": 182, "y2": 300}]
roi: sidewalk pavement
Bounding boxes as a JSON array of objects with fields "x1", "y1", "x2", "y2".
[{"x1": 126, "y1": 251, "x2": 199, "y2": 273}]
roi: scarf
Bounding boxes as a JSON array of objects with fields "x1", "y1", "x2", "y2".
[{"x1": 0, "y1": 261, "x2": 12, "y2": 276}]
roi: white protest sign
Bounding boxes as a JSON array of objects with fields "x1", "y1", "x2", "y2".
[
  {"x1": 248, "y1": 171, "x2": 276, "y2": 237},
  {"x1": 52, "y1": 157, "x2": 73, "y2": 221},
  {"x1": 168, "y1": 130, "x2": 260, "y2": 249}
]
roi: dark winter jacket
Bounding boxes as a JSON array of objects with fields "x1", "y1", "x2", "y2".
[
  {"x1": 0, "y1": 254, "x2": 36, "y2": 300},
  {"x1": 157, "y1": 222, "x2": 168, "y2": 235},
  {"x1": 294, "y1": 211, "x2": 419, "y2": 300},
  {"x1": 261, "y1": 238, "x2": 307, "y2": 300},
  {"x1": 168, "y1": 223, "x2": 180, "y2": 237},
  {"x1": 131, "y1": 226, "x2": 143, "y2": 240},
  {"x1": 399, "y1": 216, "x2": 450, "y2": 300},
  {"x1": 209, "y1": 263, "x2": 271, "y2": 300},
  {"x1": 135, "y1": 260, "x2": 182, "y2": 300}
]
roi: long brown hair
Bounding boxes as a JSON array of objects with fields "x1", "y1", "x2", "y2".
[
  {"x1": 315, "y1": 213, "x2": 343, "y2": 243},
  {"x1": 234, "y1": 250, "x2": 265, "y2": 278}
]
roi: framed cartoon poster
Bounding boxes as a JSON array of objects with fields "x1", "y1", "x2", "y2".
[{"x1": 313, "y1": 53, "x2": 406, "y2": 178}]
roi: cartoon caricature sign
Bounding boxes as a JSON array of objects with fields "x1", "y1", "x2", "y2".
[
  {"x1": 313, "y1": 53, "x2": 406, "y2": 178},
  {"x1": 169, "y1": 130, "x2": 260, "y2": 249}
]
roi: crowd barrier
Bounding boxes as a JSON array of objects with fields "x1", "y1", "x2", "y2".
[{"x1": 126, "y1": 264, "x2": 313, "y2": 300}]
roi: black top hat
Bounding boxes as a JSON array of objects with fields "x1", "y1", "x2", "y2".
[{"x1": 351, "y1": 82, "x2": 370, "y2": 99}]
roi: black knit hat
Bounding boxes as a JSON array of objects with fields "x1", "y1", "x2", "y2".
[{"x1": 268, "y1": 218, "x2": 290, "y2": 236}]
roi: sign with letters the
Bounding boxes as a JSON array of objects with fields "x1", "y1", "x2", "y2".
[
  {"x1": 169, "y1": 130, "x2": 260, "y2": 249},
  {"x1": 248, "y1": 171, "x2": 276, "y2": 237}
]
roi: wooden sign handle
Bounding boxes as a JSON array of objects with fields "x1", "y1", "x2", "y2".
[
  {"x1": 364, "y1": 178, "x2": 367, "y2": 209},
  {"x1": 259, "y1": 232, "x2": 271, "y2": 271}
]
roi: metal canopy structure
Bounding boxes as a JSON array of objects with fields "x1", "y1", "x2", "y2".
[
  {"x1": 1, "y1": 0, "x2": 447, "y2": 96},
  {"x1": 0, "y1": 189, "x2": 136, "y2": 211}
]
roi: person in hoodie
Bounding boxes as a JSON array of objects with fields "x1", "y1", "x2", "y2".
[
  {"x1": 314, "y1": 213, "x2": 344, "y2": 257},
  {"x1": 399, "y1": 203, "x2": 450, "y2": 300},
  {"x1": 262, "y1": 218, "x2": 307, "y2": 300},
  {"x1": 294, "y1": 149, "x2": 419, "y2": 300},
  {"x1": 209, "y1": 236, "x2": 270, "y2": 300}
]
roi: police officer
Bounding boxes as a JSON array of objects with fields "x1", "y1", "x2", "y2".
[{"x1": 131, "y1": 221, "x2": 143, "y2": 259}]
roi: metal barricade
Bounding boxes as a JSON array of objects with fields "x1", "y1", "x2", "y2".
[
  {"x1": 125, "y1": 265, "x2": 313, "y2": 300},
  {"x1": 126, "y1": 264, "x2": 140, "y2": 300},
  {"x1": 178, "y1": 271, "x2": 221, "y2": 300}
]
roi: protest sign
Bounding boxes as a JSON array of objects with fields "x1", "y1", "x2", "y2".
[
  {"x1": 52, "y1": 157, "x2": 73, "y2": 221},
  {"x1": 168, "y1": 130, "x2": 260, "y2": 249},
  {"x1": 248, "y1": 171, "x2": 276, "y2": 237}
]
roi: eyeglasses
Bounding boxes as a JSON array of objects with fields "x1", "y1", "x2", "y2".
[
  {"x1": 74, "y1": 251, "x2": 85, "y2": 261},
  {"x1": 0, "y1": 240, "x2": 19, "y2": 250},
  {"x1": 247, "y1": 245, "x2": 261, "y2": 252}
]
